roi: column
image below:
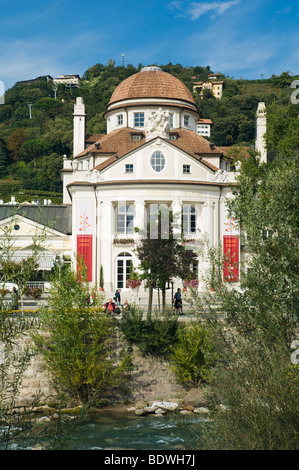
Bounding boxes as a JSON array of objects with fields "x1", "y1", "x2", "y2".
[
  {"x1": 172, "y1": 200, "x2": 182, "y2": 240},
  {"x1": 199, "y1": 200, "x2": 215, "y2": 291},
  {"x1": 134, "y1": 199, "x2": 146, "y2": 239},
  {"x1": 100, "y1": 201, "x2": 114, "y2": 292}
]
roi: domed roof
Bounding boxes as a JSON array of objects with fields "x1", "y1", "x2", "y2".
[{"x1": 108, "y1": 66, "x2": 196, "y2": 107}]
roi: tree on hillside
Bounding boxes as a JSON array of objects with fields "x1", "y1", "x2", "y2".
[
  {"x1": 18, "y1": 138, "x2": 50, "y2": 167},
  {"x1": 7, "y1": 128, "x2": 26, "y2": 162},
  {"x1": 0, "y1": 139, "x2": 9, "y2": 176}
]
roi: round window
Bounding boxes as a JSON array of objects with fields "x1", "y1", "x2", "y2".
[{"x1": 150, "y1": 151, "x2": 165, "y2": 172}]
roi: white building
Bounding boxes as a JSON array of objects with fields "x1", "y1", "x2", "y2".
[
  {"x1": 53, "y1": 74, "x2": 80, "y2": 88},
  {"x1": 197, "y1": 119, "x2": 213, "y2": 137},
  {"x1": 61, "y1": 66, "x2": 240, "y2": 297}
]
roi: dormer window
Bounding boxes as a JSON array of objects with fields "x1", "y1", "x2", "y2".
[
  {"x1": 220, "y1": 160, "x2": 230, "y2": 171},
  {"x1": 169, "y1": 132, "x2": 178, "y2": 141},
  {"x1": 131, "y1": 132, "x2": 143, "y2": 141}
]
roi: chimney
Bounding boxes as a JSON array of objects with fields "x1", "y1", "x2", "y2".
[{"x1": 73, "y1": 97, "x2": 86, "y2": 157}]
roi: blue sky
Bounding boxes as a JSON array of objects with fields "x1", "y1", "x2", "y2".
[{"x1": 0, "y1": 0, "x2": 298, "y2": 89}]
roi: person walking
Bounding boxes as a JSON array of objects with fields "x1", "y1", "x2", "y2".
[
  {"x1": 114, "y1": 289, "x2": 121, "y2": 306},
  {"x1": 173, "y1": 288, "x2": 183, "y2": 315}
]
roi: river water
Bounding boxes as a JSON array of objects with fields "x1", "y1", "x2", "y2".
[
  {"x1": 1, "y1": 411, "x2": 205, "y2": 450},
  {"x1": 66, "y1": 412, "x2": 202, "y2": 450}
]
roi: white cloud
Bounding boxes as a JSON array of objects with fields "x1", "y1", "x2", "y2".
[{"x1": 187, "y1": 1, "x2": 241, "y2": 19}]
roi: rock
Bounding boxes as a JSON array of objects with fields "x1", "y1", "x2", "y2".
[
  {"x1": 219, "y1": 404, "x2": 228, "y2": 412},
  {"x1": 32, "y1": 405, "x2": 55, "y2": 414},
  {"x1": 179, "y1": 410, "x2": 193, "y2": 415},
  {"x1": 151, "y1": 401, "x2": 179, "y2": 411},
  {"x1": 155, "y1": 408, "x2": 167, "y2": 415},
  {"x1": 182, "y1": 388, "x2": 207, "y2": 407},
  {"x1": 184, "y1": 404, "x2": 195, "y2": 412},
  {"x1": 127, "y1": 407, "x2": 136, "y2": 412},
  {"x1": 135, "y1": 400, "x2": 148, "y2": 409},
  {"x1": 135, "y1": 409, "x2": 145, "y2": 416},
  {"x1": 194, "y1": 407, "x2": 210, "y2": 415},
  {"x1": 144, "y1": 406, "x2": 158, "y2": 414},
  {"x1": 36, "y1": 416, "x2": 51, "y2": 423}
]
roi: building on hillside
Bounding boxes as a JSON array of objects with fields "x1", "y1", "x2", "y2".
[
  {"x1": 61, "y1": 66, "x2": 239, "y2": 298},
  {"x1": 197, "y1": 119, "x2": 213, "y2": 137},
  {"x1": 193, "y1": 79, "x2": 223, "y2": 99},
  {"x1": 53, "y1": 75, "x2": 80, "y2": 87}
]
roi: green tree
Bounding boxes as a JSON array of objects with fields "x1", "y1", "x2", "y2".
[
  {"x1": 34, "y1": 262, "x2": 131, "y2": 405},
  {"x1": 18, "y1": 138, "x2": 50, "y2": 167},
  {"x1": 191, "y1": 152, "x2": 299, "y2": 450},
  {"x1": 135, "y1": 209, "x2": 197, "y2": 314},
  {"x1": 7, "y1": 128, "x2": 26, "y2": 162},
  {"x1": 0, "y1": 139, "x2": 8, "y2": 176}
]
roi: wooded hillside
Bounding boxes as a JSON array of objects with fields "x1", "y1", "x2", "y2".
[{"x1": 0, "y1": 62, "x2": 297, "y2": 203}]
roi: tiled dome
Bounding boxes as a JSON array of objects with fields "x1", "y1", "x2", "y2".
[{"x1": 108, "y1": 67, "x2": 196, "y2": 107}]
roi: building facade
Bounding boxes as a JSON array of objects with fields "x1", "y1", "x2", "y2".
[{"x1": 61, "y1": 67, "x2": 240, "y2": 297}]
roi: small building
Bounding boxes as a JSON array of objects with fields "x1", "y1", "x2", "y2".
[
  {"x1": 53, "y1": 75, "x2": 80, "y2": 88},
  {"x1": 193, "y1": 80, "x2": 223, "y2": 99},
  {"x1": 197, "y1": 119, "x2": 213, "y2": 137}
]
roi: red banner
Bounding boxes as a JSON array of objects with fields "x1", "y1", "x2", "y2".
[
  {"x1": 77, "y1": 235, "x2": 93, "y2": 281},
  {"x1": 223, "y1": 235, "x2": 239, "y2": 282}
]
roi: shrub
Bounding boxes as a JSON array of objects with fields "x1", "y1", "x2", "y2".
[
  {"x1": 170, "y1": 323, "x2": 216, "y2": 386},
  {"x1": 33, "y1": 263, "x2": 132, "y2": 405},
  {"x1": 120, "y1": 306, "x2": 179, "y2": 358}
]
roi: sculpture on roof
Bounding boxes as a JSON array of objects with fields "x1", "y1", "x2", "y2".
[{"x1": 145, "y1": 108, "x2": 170, "y2": 141}]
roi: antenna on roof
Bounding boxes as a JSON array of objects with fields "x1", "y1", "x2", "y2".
[{"x1": 122, "y1": 53, "x2": 125, "y2": 67}]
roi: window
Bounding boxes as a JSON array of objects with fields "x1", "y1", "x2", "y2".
[
  {"x1": 117, "y1": 114, "x2": 123, "y2": 126},
  {"x1": 220, "y1": 160, "x2": 230, "y2": 171},
  {"x1": 134, "y1": 112, "x2": 144, "y2": 127},
  {"x1": 183, "y1": 164, "x2": 191, "y2": 174},
  {"x1": 182, "y1": 204, "x2": 196, "y2": 234},
  {"x1": 131, "y1": 134, "x2": 142, "y2": 141},
  {"x1": 184, "y1": 115, "x2": 190, "y2": 127},
  {"x1": 169, "y1": 113, "x2": 174, "y2": 128},
  {"x1": 116, "y1": 204, "x2": 134, "y2": 234},
  {"x1": 150, "y1": 151, "x2": 165, "y2": 172},
  {"x1": 116, "y1": 252, "x2": 132, "y2": 290},
  {"x1": 125, "y1": 164, "x2": 134, "y2": 173}
]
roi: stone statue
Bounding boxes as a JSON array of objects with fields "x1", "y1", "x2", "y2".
[{"x1": 145, "y1": 108, "x2": 170, "y2": 140}]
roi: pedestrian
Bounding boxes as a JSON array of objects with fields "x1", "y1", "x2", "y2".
[
  {"x1": 122, "y1": 299, "x2": 129, "y2": 311},
  {"x1": 114, "y1": 289, "x2": 121, "y2": 306},
  {"x1": 173, "y1": 288, "x2": 183, "y2": 315},
  {"x1": 11, "y1": 286, "x2": 19, "y2": 311}
]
